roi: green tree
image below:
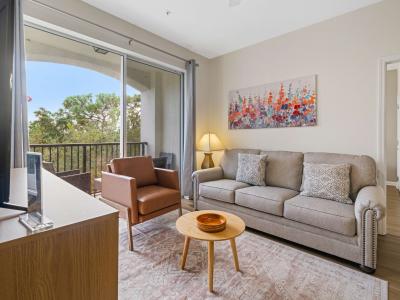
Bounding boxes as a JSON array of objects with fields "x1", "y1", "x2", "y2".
[
  {"x1": 29, "y1": 108, "x2": 58, "y2": 144},
  {"x1": 127, "y1": 94, "x2": 141, "y2": 142},
  {"x1": 29, "y1": 93, "x2": 141, "y2": 145}
]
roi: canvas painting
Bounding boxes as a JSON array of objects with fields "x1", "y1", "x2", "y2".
[{"x1": 228, "y1": 75, "x2": 317, "y2": 129}]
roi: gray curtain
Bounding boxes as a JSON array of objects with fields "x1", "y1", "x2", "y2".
[
  {"x1": 182, "y1": 59, "x2": 196, "y2": 197},
  {"x1": 11, "y1": 0, "x2": 28, "y2": 168}
]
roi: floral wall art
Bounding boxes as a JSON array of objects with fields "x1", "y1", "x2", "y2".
[{"x1": 228, "y1": 75, "x2": 317, "y2": 129}]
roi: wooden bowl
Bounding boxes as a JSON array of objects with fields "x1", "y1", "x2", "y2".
[{"x1": 196, "y1": 213, "x2": 226, "y2": 233}]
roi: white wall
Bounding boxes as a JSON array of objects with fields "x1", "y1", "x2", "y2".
[
  {"x1": 142, "y1": 68, "x2": 182, "y2": 169},
  {"x1": 140, "y1": 74, "x2": 159, "y2": 157},
  {"x1": 160, "y1": 71, "x2": 181, "y2": 170},
  {"x1": 208, "y1": 0, "x2": 400, "y2": 169},
  {"x1": 385, "y1": 70, "x2": 398, "y2": 182}
]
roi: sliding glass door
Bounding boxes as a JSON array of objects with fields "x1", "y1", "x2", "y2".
[{"x1": 24, "y1": 24, "x2": 183, "y2": 192}]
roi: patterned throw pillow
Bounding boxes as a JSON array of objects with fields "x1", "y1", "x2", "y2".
[
  {"x1": 300, "y1": 163, "x2": 352, "y2": 204},
  {"x1": 236, "y1": 153, "x2": 268, "y2": 186}
]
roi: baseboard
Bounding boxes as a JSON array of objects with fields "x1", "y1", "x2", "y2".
[{"x1": 386, "y1": 181, "x2": 398, "y2": 187}]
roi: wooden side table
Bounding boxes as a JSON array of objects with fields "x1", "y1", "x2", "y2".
[{"x1": 176, "y1": 210, "x2": 245, "y2": 292}]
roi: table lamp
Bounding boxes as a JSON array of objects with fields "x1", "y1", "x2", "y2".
[{"x1": 197, "y1": 133, "x2": 224, "y2": 169}]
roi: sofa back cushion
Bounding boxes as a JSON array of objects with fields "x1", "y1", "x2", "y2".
[
  {"x1": 220, "y1": 149, "x2": 260, "y2": 179},
  {"x1": 111, "y1": 156, "x2": 158, "y2": 188},
  {"x1": 303, "y1": 152, "x2": 376, "y2": 200},
  {"x1": 236, "y1": 153, "x2": 268, "y2": 186},
  {"x1": 300, "y1": 163, "x2": 352, "y2": 204},
  {"x1": 260, "y1": 151, "x2": 304, "y2": 191}
]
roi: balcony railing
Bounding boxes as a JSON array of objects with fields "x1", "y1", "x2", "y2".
[{"x1": 29, "y1": 142, "x2": 147, "y2": 178}]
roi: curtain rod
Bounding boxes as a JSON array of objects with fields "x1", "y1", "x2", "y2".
[{"x1": 29, "y1": 0, "x2": 191, "y2": 63}]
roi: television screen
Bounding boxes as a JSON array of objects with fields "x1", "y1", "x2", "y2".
[{"x1": 0, "y1": 0, "x2": 15, "y2": 206}]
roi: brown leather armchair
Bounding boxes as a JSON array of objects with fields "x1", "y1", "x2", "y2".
[{"x1": 100, "y1": 156, "x2": 182, "y2": 251}]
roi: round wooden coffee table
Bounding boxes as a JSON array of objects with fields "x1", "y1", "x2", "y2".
[{"x1": 176, "y1": 210, "x2": 245, "y2": 292}]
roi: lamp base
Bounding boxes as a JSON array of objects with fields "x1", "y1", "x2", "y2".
[{"x1": 201, "y1": 152, "x2": 214, "y2": 169}]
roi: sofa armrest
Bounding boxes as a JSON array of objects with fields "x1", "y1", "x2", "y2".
[
  {"x1": 355, "y1": 186, "x2": 385, "y2": 222},
  {"x1": 354, "y1": 186, "x2": 386, "y2": 270},
  {"x1": 101, "y1": 171, "x2": 139, "y2": 223},
  {"x1": 155, "y1": 168, "x2": 180, "y2": 190},
  {"x1": 192, "y1": 167, "x2": 224, "y2": 210}
]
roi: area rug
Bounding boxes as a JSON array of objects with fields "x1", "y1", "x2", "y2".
[{"x1": 118, "y1": 211, "x2": 388, "y2": 300}]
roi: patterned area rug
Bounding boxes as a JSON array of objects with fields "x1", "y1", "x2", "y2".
[{"x1": 118, "y1": 211, "x2": 388, "y2": 300}]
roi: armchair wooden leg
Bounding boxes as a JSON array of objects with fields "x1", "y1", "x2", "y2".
[
  {"x1": 178, "y1": 205, "x2": 183, "y2": 216},
  {"x1": 127, "y1": 219, "x2": 133, "y2": 251}
]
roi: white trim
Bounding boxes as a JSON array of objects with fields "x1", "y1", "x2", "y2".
[
  {"x1": 377, "y1": 54, "x2": 400, "y2": 235},
  {"x1": 387, "y1": 62, "x2": 400, "y2": 71},
  {"x1": 386, "y1": 181, "x2": 398, "y2": 187},
  {"x1": 120, "y1": 55, "x2": 127, "y2": 158},
  {"x1": 23, "y1": 15, "x2": 186, "y2": 74}
]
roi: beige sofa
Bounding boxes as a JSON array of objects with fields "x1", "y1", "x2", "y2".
[{"x1": 192, "y1": 149, "x2": 385, "y2": 272}]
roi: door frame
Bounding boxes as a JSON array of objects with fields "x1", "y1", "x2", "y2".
[
  {"x1": 386, "y1": 63, "x2": 400, "y2": 189},
  {"x1": 378, "y1": 54, "x2": 400, "y2": 235}
]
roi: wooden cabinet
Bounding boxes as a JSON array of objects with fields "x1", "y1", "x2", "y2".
[{"x1": 0, "y1": 169, "x2": 119, "y2": 300}]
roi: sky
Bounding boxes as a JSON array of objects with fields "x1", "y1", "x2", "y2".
[{"x1": 26, "y1": 61, "x2": 139, "y2": 121}]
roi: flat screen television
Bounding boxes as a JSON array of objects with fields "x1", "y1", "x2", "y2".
[{"x1": 0, "y1": 0, "x2": 16, "y2": 209}]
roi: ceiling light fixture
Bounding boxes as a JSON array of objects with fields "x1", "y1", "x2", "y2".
[
  {"x1": 229, "y1": 0, "x2": 242, "y2": 8},
  {"x1": 93, "y1": 47, "x2": 109, "y2": 55}
]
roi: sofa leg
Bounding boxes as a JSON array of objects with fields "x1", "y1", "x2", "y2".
[
  {"x1": 359, "y1": 265, "x2": 375, "y2": 274},
  {"x1": 127, "y1": 219, "x2": 134, "y2": 251}
]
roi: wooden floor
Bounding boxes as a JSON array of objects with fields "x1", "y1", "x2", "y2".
[
  {"x1": 387, "y1": 186, "x2": 400, "y2": 236},
  {"x1": 183, "y1": 188, "x2": 400, "y2": 299},
  {"x1": 376, "y1": 186, "x2": 400, "y2": 299}
]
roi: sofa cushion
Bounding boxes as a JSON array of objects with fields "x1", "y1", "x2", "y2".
[
  {"x1": 236, "y1": 153, "x2": 268, "y2": 186},
  {"x1": 236, "y1": 186, "x2": 298, "y2": 216},
  {"x1": 283, "y1": 195, "x2": 356, "y2": 236},
  {"x1": 300, "y1": 163, "x2": 352, "y2": 204},
  {"x1": 220, "y1": 149, "x2": 260, "y2": 179},
  {"x1": 137, "y1": 185, "x2": 180, "y2": 215},
  {"x1": 260, "y1": 151, "x2": 304, "y2": 191},
  {"x1": 199, "y1": 179, "x2": 250, "y2": 203},
  {"x1": 304, "y1": 152, "x2": 376, "y2": 200}
]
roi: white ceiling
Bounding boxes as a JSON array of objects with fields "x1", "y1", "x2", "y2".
[{"x1": 83, "y1": 0, "x2": 382, "y2": 59}]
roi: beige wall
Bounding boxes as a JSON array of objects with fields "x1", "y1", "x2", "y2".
[
  {"x1": 160, "y1": 71, "x2": 181, "y2": 171},
  {"x1": 208, "y1": 0, "x2": 400, "y2": 168},
  {"x1": 23, "y1": 0, "x2": 211, "y2": 148},
  {"x1": 385, "y1": 70, "x2": 398, "y2": 182}
]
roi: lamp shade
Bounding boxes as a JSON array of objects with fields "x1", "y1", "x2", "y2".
[{"x1": 197, "y1": 133, "x2": 224, "y2": 152}]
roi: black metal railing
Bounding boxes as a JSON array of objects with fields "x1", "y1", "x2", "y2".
[{"x1": 29, "y1": 142, "x2": 147, "y2": 178}]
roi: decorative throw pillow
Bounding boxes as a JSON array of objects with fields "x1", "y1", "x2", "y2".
[
  {"x1": 300, "y1": 163, "x2": 352, "y2": 204},
  {"x1": 236, "y1": 153, "x2": 267, "y2": 186}
]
